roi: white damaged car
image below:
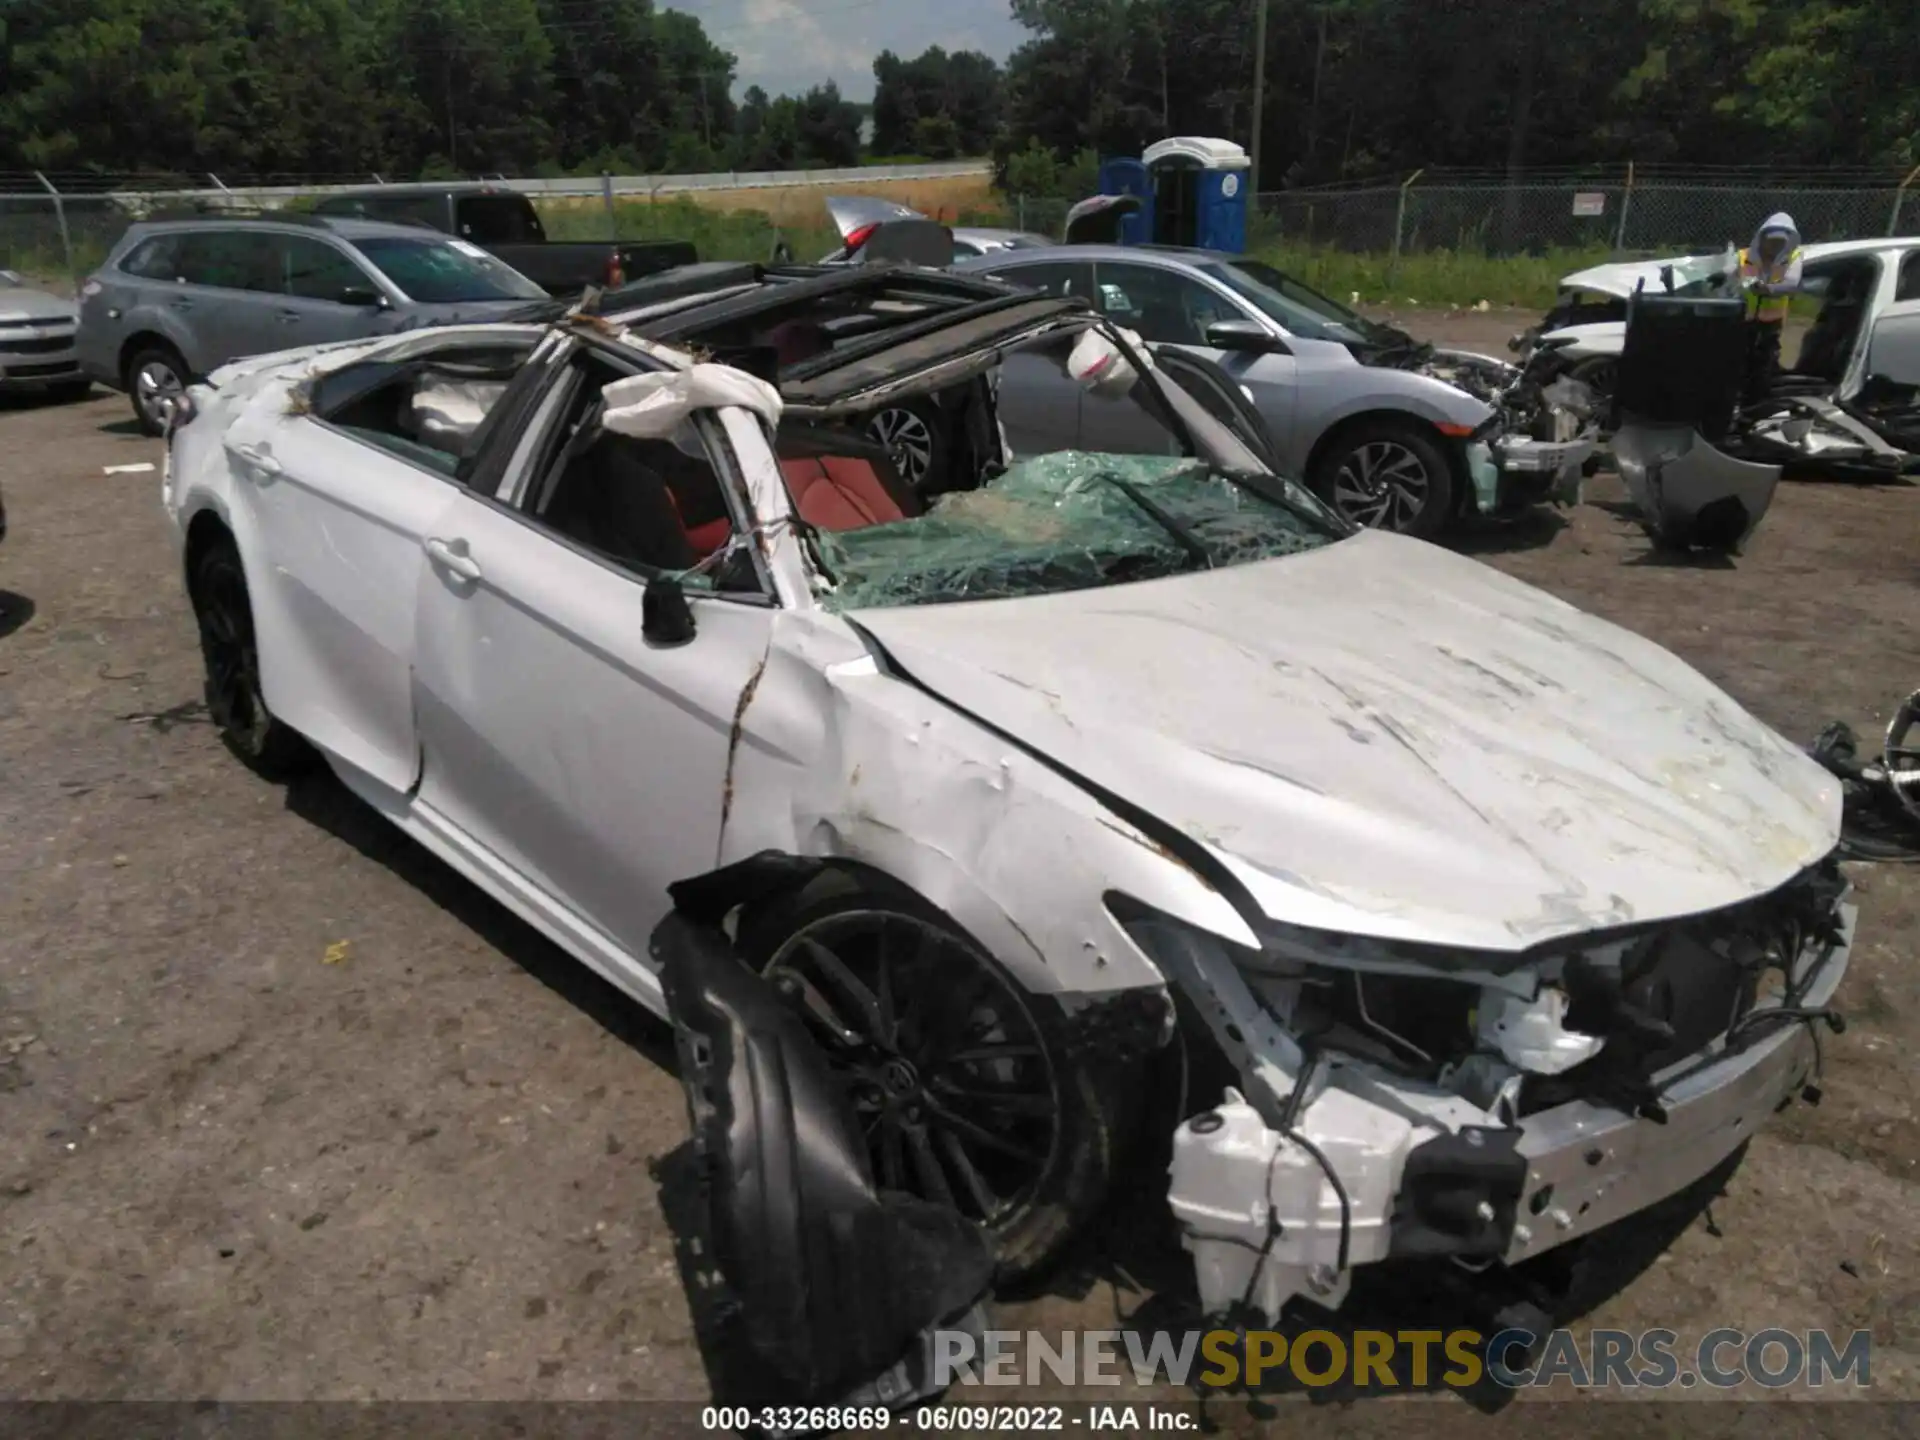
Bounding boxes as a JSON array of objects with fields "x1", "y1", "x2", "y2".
[
  {"x1": 162, "y1": 262, "x2": 1854, "y2": 1403},
  {"x1": 1515, "y1": 238, "x2": 1920, "y2": 470}
]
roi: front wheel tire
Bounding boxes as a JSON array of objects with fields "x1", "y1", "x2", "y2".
[
  {"x1": 126, "y1": 345, "x2": 189, "y2": 437},
  {"x1": 189, "y1": 537, "x2": 312, "y2": 778},
  {"x1": 738, "y1": 874, "x2": 1128, "y2": 1283},
  {"x1": 1311, "y1": 419, "x2": 1457, "y2": 537}
]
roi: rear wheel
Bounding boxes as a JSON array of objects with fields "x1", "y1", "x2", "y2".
[
  {"x1": 868, "y1": 399, "x2": 951, "y2": 494},
  {"x1": 1310, "y1": 419, "x2": 1457, "y2": 537},
  {"x1": 126, "y1": 344, "x2": 189, "y2": 436},
  {"x1": 738, "y1": 873, "x2": 1127, "y2": 1283},
  {"x1": 189, "y1": 536, "x2": 312, "y2": 778}
]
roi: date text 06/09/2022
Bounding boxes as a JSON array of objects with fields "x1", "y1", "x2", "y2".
[{"x1": 699, "y1": 1405, "x2": 1196, "y2": 1432}]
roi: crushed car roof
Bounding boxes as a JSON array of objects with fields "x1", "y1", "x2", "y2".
[{"x1": 573, "y1": 262, "x2": 1094, "y2": 408}]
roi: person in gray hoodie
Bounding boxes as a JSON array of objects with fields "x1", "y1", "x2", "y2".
[{"x1": 1737, "y1": 212, "x2": 1803, "y2": 399}]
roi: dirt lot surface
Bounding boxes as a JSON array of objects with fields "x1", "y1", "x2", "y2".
[{"x1": 0, "y1": 312, "x2": 1916, "y2": 1428}]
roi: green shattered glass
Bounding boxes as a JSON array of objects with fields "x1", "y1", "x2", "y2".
[{"x1": 817, "y1": 451, "x2": 1337, "y2": 611}]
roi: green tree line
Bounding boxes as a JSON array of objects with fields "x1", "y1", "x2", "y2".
[
  {"x1": 0, "y1": 0, "x2": 862, "y2": 179},
  {"x1": 4, "y1": 0, "x2": 1915, "y2": 186},
  {"x1": 997, "y1": 0, "x2": 1920, "y2": 190}
]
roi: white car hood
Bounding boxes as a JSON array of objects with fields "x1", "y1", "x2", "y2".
[
  {"x1": 1560, "y1": 253, "x2": 1723, "y2": 299},
  {"x1": 852, "y1": 530, "x2": 1840, "y2": 953}
]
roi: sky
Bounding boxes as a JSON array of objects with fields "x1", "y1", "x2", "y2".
[{"x1": 663, "y1": 0, "x2": 1029, "y2": 103}]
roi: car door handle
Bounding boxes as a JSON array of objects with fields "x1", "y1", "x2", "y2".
[
  {"x1": 170, "y1": 298, "x2": 194, "y2": 312},
  {"x1": 227, "y1": 443, "x2": 282, "y2": 478},
  {"x1": 276, "y1": 310, "x2": 302, "y2": 325},
  {"x1": 424, "y1": 537, "x2": 482, "y2": 582}
]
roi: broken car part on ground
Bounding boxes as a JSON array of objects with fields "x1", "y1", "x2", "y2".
[
  {"x1": 161, "y1": 257, "x2": 1857, "y2": 1406},
  {"x1": 1810, "y1": 689, "x2": 1920, "y2": 864},
  {"x1": 1608, "y1": 289, "x2": 1783, "y2": 553}
]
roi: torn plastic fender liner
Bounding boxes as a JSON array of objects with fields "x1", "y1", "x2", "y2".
[{"x1": 653, "y1": 909, "x2": 995, "y2": 1405}]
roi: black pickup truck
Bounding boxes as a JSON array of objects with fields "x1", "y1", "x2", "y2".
[{"x1": 310, "y1": 186, "x2": 696, "y2": 298}]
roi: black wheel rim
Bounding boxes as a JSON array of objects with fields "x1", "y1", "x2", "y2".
[
  {"x1": 196, "y1": 557, "x2": 264, "y2": 746},
  {"x1": 765, "y1": 910, "x2": 1061, "y2": 1226}
]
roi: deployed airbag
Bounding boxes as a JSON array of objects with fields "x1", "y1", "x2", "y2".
[
  {"x1": 409, "y1": 378, "x2": 508, "y2": 456},
  {"x1": 603, "y1": 363, "x2": 783, "y2": 438},
  {"x1": 1067, "y1": 326, "x2": 1148, "y2": 395}
]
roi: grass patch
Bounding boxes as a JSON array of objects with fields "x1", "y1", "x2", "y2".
[
  {"x1": 536, "y1": 194, "x2": 838, "y2": 262},
  {"x1": 1254, "y1": 245, "x2": 1615, "y2": 310}
]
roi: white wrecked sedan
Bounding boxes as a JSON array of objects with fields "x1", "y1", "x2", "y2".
[{"x1": 162, "y1": 263, "x2": 1852, "y2": 1387}]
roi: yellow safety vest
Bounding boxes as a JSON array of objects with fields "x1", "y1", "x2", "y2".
[{"x1": 1739, "y1": 246, "x2": 1799, "y2": 324}]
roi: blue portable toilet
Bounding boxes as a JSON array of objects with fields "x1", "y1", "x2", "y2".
[
  {"x1": 1094, "y1": 156, "x2": 1153, "y2": 246},
  {"x1": 1142, "y1": 136, "x2": 1251, "y2": 253}
]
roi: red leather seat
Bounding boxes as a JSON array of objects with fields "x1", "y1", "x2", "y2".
[
  {"x1": 659, "y1": 474, "x2": 733, "y2": 558},
  {"x1": 780, "y1": 455, "x2": 908, "y2": 531}
]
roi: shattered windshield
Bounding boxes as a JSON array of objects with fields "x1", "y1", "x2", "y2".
[
  {"x1": 1200, "y1": 259, "x2": 1404, "y2": 346},
  {"x1": 815, "y1": 453, "x2": 1340, "y2": 611}
]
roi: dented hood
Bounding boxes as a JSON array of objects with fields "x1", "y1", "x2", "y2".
[
  {"x1": 852, "y1": 531, "x2": 1840, "y2": 953},
  {"x1": 1559, "y1": 253, "x2": 1724, "y2": 300}
]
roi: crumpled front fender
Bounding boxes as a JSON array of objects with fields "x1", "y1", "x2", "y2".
[{"x1": 713, "y1": 619, "x2": 1261, "y2": 998}]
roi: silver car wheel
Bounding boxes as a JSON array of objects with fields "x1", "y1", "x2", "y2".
[
  {"x1": 136, "y1": 359, "x2": 185, "y2": 429},
  {"x1": 870, "y1": 407, "x2": 936, "y2": 489},
  {"x1": 1332, "y1": 440, "x2": 1432, "y2": 532}
]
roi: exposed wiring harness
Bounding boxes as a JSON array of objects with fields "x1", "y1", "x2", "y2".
[
  {"x1": 1234, "y1": 1042, "x2": 1353, "y2": 1316},
  {"x1": 1809, "y1": 699, "x2": 1920, "y2": 862}
]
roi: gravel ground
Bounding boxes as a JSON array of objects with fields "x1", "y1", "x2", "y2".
[{"x1": 0, "y1": 315, "x2": 1915, "y2": 1425}]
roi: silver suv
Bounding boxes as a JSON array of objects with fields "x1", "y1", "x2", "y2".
[{"x1": 76, "y1": 214, "x2": 548, "y2": 433}]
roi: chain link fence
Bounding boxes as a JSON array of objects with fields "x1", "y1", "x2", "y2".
[
  {"x1": 0, "y1": 163, "x2": 992, "y2": 290},
  {"x1": 1260, "y1": 172, "x2": 1920, "y2": 266},
  {"x1": 8, "y1": 167, "x2": 1920, "y2": 292}
]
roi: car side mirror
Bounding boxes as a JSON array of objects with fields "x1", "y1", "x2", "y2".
[
  {"x1": 643, "y1": 574, "x2": 697, "y2": 647},
  {"x1": 338, "y1": 286, "x2": 388, "y2": 309},
  {"x1": 1205, "y1": 318, "x2": 1286, "y2": 354}
]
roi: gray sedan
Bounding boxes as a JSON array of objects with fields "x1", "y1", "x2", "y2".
[
  {"x1": 0, "y1": 269, "x2": 88, "y2": 401},
  {"x1": 954, "y1": 245, "x2": 1574, "y2": 537}
]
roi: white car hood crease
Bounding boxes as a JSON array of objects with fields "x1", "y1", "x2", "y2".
[{"x1": 850, "y1": 530, "x2": 1840, "y2": 953}]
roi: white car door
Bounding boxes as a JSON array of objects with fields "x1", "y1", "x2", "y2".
[
  {"x1": 222, "y1": 376, "x2": 471, "y2": 795},
  {"x1": 409, "y1": 345, "x2": 776, "y2": 973},
  {"x1": 1862, "y1": 249, "x2": 1920, "y2": 386}
]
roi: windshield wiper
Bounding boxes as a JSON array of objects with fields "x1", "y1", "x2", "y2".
[
  {"x1": 1215, "y1": 469, "x2": 1356, "y2": 538},
  {"x1": 1095, "y1": 472, "x2": 1213, "y2": 569}
]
